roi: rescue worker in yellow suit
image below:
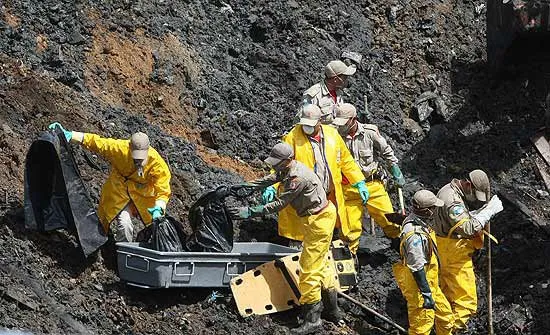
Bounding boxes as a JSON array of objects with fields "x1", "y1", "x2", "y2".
[
  {"x1": 433, "y1": 169, "x2": 503, "y2": 330},
  {"x1": 332, "y1": 103, "x2": 404, "y2": 249},
  {"x1": 48, "y1": 122, "x2": 172, "y2": 242},
  {"x1": 392, "y1": 190, "x2": 455, "y2": 335},
  {"x1": 229, "y1": 143, "x2": 342, "y2": 335},
  {"x1": 262, "y1": 104, "x2": 368, "y2": 250}
]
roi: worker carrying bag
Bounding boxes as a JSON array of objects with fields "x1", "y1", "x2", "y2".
[{"x1": 24, "y1": 129, "x2": 107, "y2": 257}]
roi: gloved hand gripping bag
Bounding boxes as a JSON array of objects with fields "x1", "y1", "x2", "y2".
[{"x1": 24, "y1": 129, "x2": 107, "y2": 257}]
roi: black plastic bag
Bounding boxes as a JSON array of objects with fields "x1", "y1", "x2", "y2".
[
  {"x1": 151, "y1": 216, "x2": 186, "y2": 252},
  {"x1": 186, "y1": 185, "x2": 246, "y2": 252},
  {"x1": 185, "y1": 185, "x2": 257, "y2": 253},
  {"x1": 24, "y1": 129, "x2": 108, "y2": 257}
]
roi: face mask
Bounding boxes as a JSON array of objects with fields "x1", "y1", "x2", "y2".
[
  {"x1": 334, "y1": 76, "x2": 349, "y2": 89},
  {"x1": 302, "y1": 125, "x2": 315, "y2": 135},
  {"x1": 464, "y1": 190, "x2": 485, "y2": 207},
  {"x1": 414, "y1": 207, "x2": 434, "y2": 219},
  {"x1": 134, "y1": 159, "x2": 145, "y2": 177},
  {"x1": 338, "y1": 124, "x2": 351, "y2": 136},
  {"x1": 467, "y1": 198, "x2": 486, "y2": 210}
]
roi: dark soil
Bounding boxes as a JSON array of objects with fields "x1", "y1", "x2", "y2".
[{"x1": 1, "y1": 1, "x2": 549, "y2": 334}]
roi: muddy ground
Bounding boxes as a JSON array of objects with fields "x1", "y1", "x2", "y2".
[{"x1": 1, "y1": 0, "x2": 550, "y2": 334}]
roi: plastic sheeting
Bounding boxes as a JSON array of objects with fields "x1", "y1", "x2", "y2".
[{"x1": 24, "y1": 129, "x2": 107, "y2": 257}]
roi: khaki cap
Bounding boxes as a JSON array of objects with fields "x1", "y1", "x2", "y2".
[
  {"x1": 130, "y1": 132, "x2": 150, "y2": 160},
  {"x1": 265, "y1": 143, "x2": 294, "y2": 166},
  {"x1": 332, "y1": 103, "x2": 357, "y2": 126},
  {"x1": 299, "y1": 104, "x2": 322, "y2": 126},
  {"x1": 325, "y1": 60, "x2": 357, "y2": 78},
  {"x1": 412, "y1": 190, "x2": 444, "y2": 209},
  {"x1": 469, "y1": 169, "x2": 490, "y2": 202}
]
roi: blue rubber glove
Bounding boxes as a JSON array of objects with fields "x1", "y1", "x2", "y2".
[
  {"x1": 352, "y1": 180, "x2": 370, "y2": 204},
  {"x1": 390, "y1": 164, "x2": 406, "y2": 187},
  {"x1": 229, "y1": 207, "x2": 251, "y2": 220},
  {"x1": 147, "y1": 206, "x2": 164, "y2": 220},
  {"x1": 48, "y1": 122, "x2": 72, "y2": 142},
  {"x1": 262, "y1": 186, "x2": 276, "y2": 204}
]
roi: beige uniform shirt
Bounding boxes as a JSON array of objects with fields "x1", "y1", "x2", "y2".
[
  {"x1": 433, "y1": 180, "x2": 484, "y2": 238},
  {"x1": 400, "y1": 214, "x2": 434, "y2": 272},
  {"x1": 249, "y1": 161, "x2": 327, "y2": 217},
  {"x1": 308, "y1": 131, "x2": 332, "y2": 194},
  {"x1": 301, "y1": 81, "x2": 343, "y2": 124},
  {"x1": 343, "y1": 123, "x2": 398, "y2": 177}
]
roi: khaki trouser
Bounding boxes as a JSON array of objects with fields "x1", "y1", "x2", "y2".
[{"x1": 111, "y1": 203, "x2": 137, "y2": 242}]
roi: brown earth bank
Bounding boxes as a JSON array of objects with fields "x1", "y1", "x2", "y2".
[{"x1": 0, "y1": 0, "x2": 549, "y2": 334}]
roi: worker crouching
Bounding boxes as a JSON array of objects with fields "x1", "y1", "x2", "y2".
[
  {"x1": 392, "y1": 190, "x2": 455, "y2": 335},
  {"x1": 229, "y1": 143, "x2": 343, "y2": 334},
  {"x1": 433, "y1": 169, "x2": 503, "y2": 330},
  {"x1": 48, "y1": 122, "x2": 171, "y2": 242}
]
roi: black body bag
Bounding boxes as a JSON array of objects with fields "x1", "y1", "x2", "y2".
[
  {"x1": 185, "y1": 185, "x2": 253, "y2": 253},
  {"x1": 24, "y1": 129, "x2": 107, "y2": 257},
  {"x1": 150, "y1": 216, "x2": 186, "y2": 252}
]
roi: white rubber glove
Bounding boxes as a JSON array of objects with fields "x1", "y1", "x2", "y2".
[{"x1": 472, "y1": 195, "x2": 503, "y2": 227}]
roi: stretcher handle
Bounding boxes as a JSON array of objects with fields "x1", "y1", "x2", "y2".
[
  {"x1": 226, "y1": 262, "x2": 246, "y2": 276},
  {"x1": 125, "y1": 255, "x2": 150, "y2": 273},
  {"x1": 173, "y1": 261, "x2": 195, "y2": 277}
]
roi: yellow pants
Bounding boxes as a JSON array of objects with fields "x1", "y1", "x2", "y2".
[
  {"x1": 436, "y1": 236, "x2": 477, "y2": 330},
  {"x1": 299, "y1": 202, "x2": 337, "y2": 304},
  {"x1": 393, "y1": 255, "x2": 455, "y2": 334},
  {"x1": 342, "y1": 180, "x2": 399, "y2": 253}
]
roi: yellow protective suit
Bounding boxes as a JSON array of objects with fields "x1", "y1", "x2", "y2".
[
  {"x1": 393, "y1": 231, "x2": 455, "y2": 335},
  {"x1": 278, "y1": 125, "x2": 364, "y2": 241},
  {"x1": 436, "y1": 235, "x2": 477, "y2": 330},
  {"x1": 343, "y1": 180, "x2": 399, "y2": 252},
  {"x1": 81, "y1": 133, "x2": 172, "y2": 232},
  {"x1": 299, "y1": 202, "x2": 337, "y2": 304}
]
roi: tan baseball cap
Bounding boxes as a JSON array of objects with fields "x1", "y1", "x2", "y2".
[
  {"x1": 299, "y1": 104, "x2": 322, "y2": 126},
  {"x1": 412, "y1": 190, "x2": 444, "y2": 209},
  {"x1": 332, "y1": 103, "x2": 357, "y2": 126},
  {"x1": 325, "y1": 60, "x2": 357, "y2": 78},
  {"x1": 130, "y1": 132, "x2": 150, "y2": 160},
  {"x1": 469, "y1": 169, "x2": 490, "y2": 202},
  {"x1": 264, "y1": 143, "x2": 294, "y2": 166}
]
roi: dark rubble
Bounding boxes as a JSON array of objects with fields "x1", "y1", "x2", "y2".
[{"x1": 0, "y1": 0, "x2": 549, "y2": 334}]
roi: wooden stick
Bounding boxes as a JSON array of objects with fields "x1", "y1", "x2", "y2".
[
  {"x1": 398, "y1": 188, "x2": 405, "y2": 215},
  {"x1": 363, "y1": 94, "x2": 371, "y2": 121},
  {"x1": 487, "y1": 221, "x2": 494, "y2": 335},
  {"x1": 338, "y1": 291, "x2": 407, "y2": 334}
]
